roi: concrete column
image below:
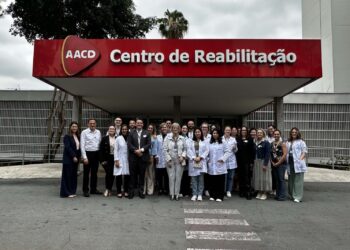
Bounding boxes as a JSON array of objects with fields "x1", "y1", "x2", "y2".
[
  {"x1": 173, "y1": 96, "x2": 181, "y2": 123},
  {"x1": 273, "y1": 97, "x2": 284, "y2": 132},
  {"x1": 72, "y1": 96, "x2": 82, "y2": 126},
  {"x1": 241, "y1": 115, "x2": 248, "y2": 127}
]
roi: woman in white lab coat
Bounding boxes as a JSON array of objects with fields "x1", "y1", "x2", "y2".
[
  {"x1": 208, "y1": 129, "x2": 231, "y2": 202},
  {"x1": 222, "y1": 126, "x2": 238, "y2": 198},
  {"x1": 187, "y1": 128, "x2": 209, "y2": 201},
  {"x1": 155, "y1": 123, "x2": 169, "y2": 195},
  {"x1": 114, "y1": 124, "x2": 130, "y2": 198}
]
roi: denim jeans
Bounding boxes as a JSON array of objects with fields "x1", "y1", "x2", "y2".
[
  {"x1": 225, "y1": 169, "x2": 236, "y2": 192},
  {"x1": 272, "y1": 164, "x2": 287, "y2": 200},
  {"x1": 191, "y1": 174, "x2": 204, "y2": 196}
]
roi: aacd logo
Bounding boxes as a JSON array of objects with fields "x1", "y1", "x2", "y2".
[{"x1": 61, "y1": 36, "x2": 100, "y2": 76}]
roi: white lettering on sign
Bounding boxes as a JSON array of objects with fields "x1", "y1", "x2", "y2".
[
  {"x1": 66, "y1": 50, "x2": 96, "y2": 59},
  {"x1": 110, "y1": 49, "x2": 165, "y2": 63},
  {"x1": 109, "y1": 48, "x2": 297, "y2": 66}
]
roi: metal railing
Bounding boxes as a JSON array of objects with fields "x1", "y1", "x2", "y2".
[
  {"x1": 0, "y1": 143, "x2": 63, "y2": 166},
  {"x1": 307, "y1": 146, "x2": 350, "y2": 170}
]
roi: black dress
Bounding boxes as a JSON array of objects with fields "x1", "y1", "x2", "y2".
[{"x1": 60, "y1": 134, "x2": 80, "y2": 197}]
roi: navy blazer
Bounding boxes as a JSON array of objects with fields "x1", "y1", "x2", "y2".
[
  {"x1": 127, "y1": 129, "x2": 151, "y2": 161},
  {"x1": 62, "y1": 135, "x2": 81, "y2": 165}
]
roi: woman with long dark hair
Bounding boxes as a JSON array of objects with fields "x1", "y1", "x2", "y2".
[
  {"x1": 60, "y1": 121, "x2": 81, "y2": 198},
  {"x1": 208, "y1": 129, "x2": 230, "y2": 202},
  {"x1": 287, "y1": 127, "x2": 307, "y2": 202},
  {"x1": 237, "y1": 126, "x2": 256, "y2": 200},
  {"x1": 114, "y1": 124, "x2": 130, "y2": 198}
]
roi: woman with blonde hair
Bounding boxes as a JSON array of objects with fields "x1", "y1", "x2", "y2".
[
  {"x1": 163, "y1": 123, "x2": 187, "y2": 200},
  {"x1": 253, "y1": 128, "x2": 271, "y2": 200}
]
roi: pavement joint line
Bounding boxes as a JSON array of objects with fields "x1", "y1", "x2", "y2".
[
  {"x1": 184, "y1": 208, "x2": 240, "y2": 215},
  {"x1": 185, "y1": 231, "x2": 261, "y2": 241},
  {"x1": 185, "y1": 218, "x2": 249, "y2": 226},
  {"x1": 187, "y1": 248, "x2": 237, "y2": 250},
  {"x1": 183, "y1": 202, "x2": 209, "y2": 205}
]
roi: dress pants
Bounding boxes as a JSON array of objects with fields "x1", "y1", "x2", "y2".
[
  {"x1": 238, "y1": 163, "x2": 252, "y2": 196},
  {"x1": 116, "y1": 175, "x2": 130, "y2": 194},
  {"x1": 102, "y1": 154, "x2": 115, "y2": 190},
  {"x1": 167, "y1": 161, "x2": 184, "y2": 196},
  {"x1": 209, "y1": 174, "x2": 226, "y2": 200},
  {"x1": 180, "y1": 170, "x2": 191, "y2": 196},
  {"x1": 83, "y1": 151, "x2": 99, "y2": 193},
  {"x1": 60, "y1": 162, "x2": 78, "y2": 197},
  {"x1": 288, "y1": 160, "x2": 304, "y2": 201},
  {"x1": 144, "y1": 157, "x2": 155, "y2": 195},
  {"x1": 156, "y1": 168, "x2": 169, "y2": 194},
  {"x1": 128, "y1": 157, "x2": 147, "y2": 195}
]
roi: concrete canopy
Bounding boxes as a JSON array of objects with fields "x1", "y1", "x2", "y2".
[{"x1": 44, "y1": 77, "x2": 312, "y2": 116}]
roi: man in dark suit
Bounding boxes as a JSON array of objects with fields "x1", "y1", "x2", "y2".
[{"x1": 127, "y1": 118, "x2": 151, "y2": 199}]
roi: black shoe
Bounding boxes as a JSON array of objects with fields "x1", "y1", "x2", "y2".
[
  {"x1": 83, "y1": 192, "x2": 90, "y2": 197},
  {"x1": 246, "y1": 193, "x2": 252, "y2": 200},
  {"x1": 139, "y1": 193, "x2": 145, "y2": 199},
  {"x1": 175, "y1": 195, "x2": 179, "y2": 201},
  {"x1": 128, "y1": 193, "x2": 134, "y2": 199},
  {"x1": 158, "y1": 190, "x2": 163, "y2": 196}
]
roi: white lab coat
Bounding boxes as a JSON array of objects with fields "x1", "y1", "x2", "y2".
[
  {"x1": 222, "y1": 136, "x2": 238, "y2": 170},
  {"x1": 187, "y1": 140, "x2": 209, "y2": 176},
  {"x1": 155, "y1": 134, "x2": 167, "y2": 169},
  {"x1": 113, "y1": 136, "x2": 129, "y2": 176},
  {"x1": 208, "y1": 142, "x2": 231, "y2": 175}
]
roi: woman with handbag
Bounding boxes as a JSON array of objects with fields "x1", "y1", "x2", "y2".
[{"x1": 187, "y1": 128, "x2": 209, "y2": 201}]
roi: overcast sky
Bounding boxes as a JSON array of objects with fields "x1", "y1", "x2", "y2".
[{"x1": 0, "y1": 0, "x2": 301, "y2": 90}]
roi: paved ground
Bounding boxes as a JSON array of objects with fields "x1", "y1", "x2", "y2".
[{"x1": 0, "y1": 164, "x2": 350, "y2": 250}]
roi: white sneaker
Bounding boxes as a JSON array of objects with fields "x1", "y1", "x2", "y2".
[
  {"x1": 256, "y1": 192, "x2": 262, "y2": 199},
  {"x1": 293, "y1": 199, "x2": 301, "y2": 203},
  {"x1": 260, "y1": 193, "x2": 267, "y2": 200},
  {"x1": 191, "y1": 195, "x2": 197, "y2": 201},
  {"x1": 197, "y1": 195, "x2": 202, "y2": 201},
  {"x1": 103, "y1": 189, "x2": 109, "y2": 197},
  {"x1": 209, "y1": 197, "x2": 215, "y2": 201},
  {"x1": 216, "y1": 199, "x2": 222, "y2": 202},
  {"x1": 204, "y1": 190, "x2": 210, "y2": 197},
  {"x1": 226, "y1": 191, "x2": 231, "y2": 198}
]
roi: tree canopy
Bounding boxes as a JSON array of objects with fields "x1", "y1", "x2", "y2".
[
  {"x1": 5, "y1": 0, "x2": 156, "y2": 43},
  {"x1": 158, "y1": 9, "x2": 188, "y2": 39}
]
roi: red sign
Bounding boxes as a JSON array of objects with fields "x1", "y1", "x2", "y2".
[{"x1": 33, "y1": 37, "x2": 322, "y2": 78}]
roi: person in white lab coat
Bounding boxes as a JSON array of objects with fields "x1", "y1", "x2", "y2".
[
  {"x1": 187, "y1": 128, "x2": 209, "y2": 201},
  {"x1": 114, "y1": 124, "x2": 130, "y2": 198},
  {"x1": 222, "y1": 126, "x2": 238, "y2": 198},
  {"x1": 208, "y1": 129, "x2": 231, "y2": 202},
  {"x1": 155, "y1": 123, "x2": 169, "y2": 195}
]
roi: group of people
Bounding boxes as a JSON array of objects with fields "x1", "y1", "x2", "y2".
[{"x1": 60, "y1": 118, "x2": 308, "y2": 203}]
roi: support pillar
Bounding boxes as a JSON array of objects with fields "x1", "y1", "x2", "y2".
[
  {"x1": 241, "y1": 115, "x2": 248, "y2": 127},
  {"x1": 173, "y1": 96, "x2": 181, "y2": 123},
  {"x1": 273, "y1": 97, "x2": 284, "y2": 132},
  {"x1": 72, "y1": 96, "x2": 82, "y2": 126}
]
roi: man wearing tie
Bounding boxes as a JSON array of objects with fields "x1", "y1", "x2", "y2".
[{"x1": 127, "y1": 118, "x2": 151, "y2": 199}]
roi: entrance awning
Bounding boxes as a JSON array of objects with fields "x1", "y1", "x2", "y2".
[{"x1": 33, "y1": 37, "x2": 322, "y2": 116}]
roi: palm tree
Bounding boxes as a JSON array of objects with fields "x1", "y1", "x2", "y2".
[{"x1": 158, "y1": 9, "x2": 188, "y2": 39}]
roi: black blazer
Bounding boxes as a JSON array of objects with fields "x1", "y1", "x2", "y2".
[
  {"x1": 99, "y1": 135, "x2": 116, "y2": 163},
  {"x1": 127, "y1": 129, "x2": 151, "y2": 161},
  {"x1": 62, "y1": 135, "x2": 81, "y2": 165}
]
